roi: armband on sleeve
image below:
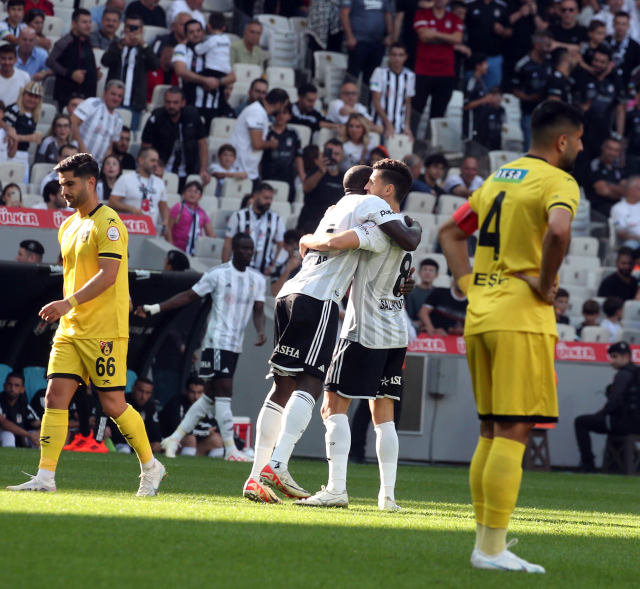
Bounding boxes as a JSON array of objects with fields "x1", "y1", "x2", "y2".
[{"x1": 452, "y1": 202, "x2": 478, "y2": 236}]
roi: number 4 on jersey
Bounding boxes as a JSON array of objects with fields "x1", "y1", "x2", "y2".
[{"x1": 478, "y1": 191, "x2": 506, "y2": 261}]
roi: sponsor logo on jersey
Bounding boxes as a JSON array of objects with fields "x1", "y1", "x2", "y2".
[
  {"x1": 493, "y1": 168, "x2": 529, "y2": 183},
  {"x1": 107, "y1": 226, "x2": 120, "y2": 241},
  {"x1": 81, "y1": 230, "x2": 90, "y2": 243},
  {"x1": 379, "y1": 209, "x2": 396, "y2": 217},
  {"x1": 100, "y1": 341, "x2": 113, "y2": 356},
  {"x1": 474, "y1": 270, "x2": 508, "y2": 287},
  {"x1": 275, "y1": 344, "x2": 300, "y2": 358},
  {"x1": 379, "y1": 299, "x2": 404, "y2": 311}
]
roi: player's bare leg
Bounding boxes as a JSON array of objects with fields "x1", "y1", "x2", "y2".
[{"x1": 370, "y1": 397, "x2": 401, "y2": 511}]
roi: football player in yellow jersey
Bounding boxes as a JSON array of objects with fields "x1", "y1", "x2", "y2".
[
  {"x1": 7, "y1": 153, "x2": 166, "y2": 496},
  {"x1": 439, "y1": 101, "x2": 585, "y2": 572}
]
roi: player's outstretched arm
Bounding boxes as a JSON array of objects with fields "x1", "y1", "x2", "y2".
[
  {"x1": 438, "y1": 216, "x2": 473, "y2": 294},
  {"x1": 253, "y1": 301, "x2": 267, "y2": 346},
  {"x1": 379, "y1": 217, "x2": 422, "y2": 251},
  {"x1": 134, "y1": 288, "x2": 202, "y2": 318},
  {"x1": 300, "y1": 230, "x2": 361, "y2": 256}
]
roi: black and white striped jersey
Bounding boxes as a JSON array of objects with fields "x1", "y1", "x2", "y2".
[{"x1": 369, "y1": 66, "x2": 416, "y2": 134}]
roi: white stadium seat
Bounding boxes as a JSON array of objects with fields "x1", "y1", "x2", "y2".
[
  {"x1": 557, "y1": 324, "x2": 576, "y2": 341},
  {"x1": 266, "y1": 66, "x2": 295, "y2": 87},
  {"x1": 313, "y1": 51, "x2": 347, "y2": 85},
  {"x1": 488, "y1": 151, "x2": 523, "y2": 174},
  {"x1": 435, "y1": 195, "x2": 466, "y2": 216},
  {"x1": 43, "y1": 16, "x2": 64, "y2": 37},
  {"x1": 143, "y1": 26, "x2": 168, "y2": 45},
  {"x1": 31, "y1": 163, "x2": 54, "y2": 187},
  {"x1": 116, "y1": 108, "x2": 132, "y2": 128},
  {"x1": 162, "y1": 173, "x2": 179, "y2": 194},
  {"x1": 404, "y1": 192, "x2": 437, "y2": 214},
  {"x1": 209, "y1": 117, "x2": 236, "y2": 138},
  {"x1": 616, "y1": 328, "x2": 640, "y2": 344},
  {"x1": 265, "y1": 180, "x2": 291, "y2": 203},
  {"x1": 386, "y1": 134, "x2": 413, "y2": 160},
  {"x1": 221, "y1": 179, "x2": 253, "y2": 199},
  {"x1": 211, "y1": 209, "x2": 238, "y2": 232},
  {"x1": 148, "y1": 84, "x2": 171, "y2": 110},
  {"x1": 289, "y1": 123, "x2": 311, "y2": 147},
  {"x1": 567, "y1": 296, "x2": 586, "y2": 318},
  {"x1": 218, "y1": 197, "x2": 243, "y2": 210},
  {"x1": 569, "y1": 237, "x2": 599, "y2": 258},
  {"x1": 194, "y1": 236, "x2": 225, "y2": 259},
  {"x1": 430, "y1": 118, "x2": 463, "y2": 156},
  {"x1": 0, "y1": 161, "x2": 25, "y2": 184},
  {"x1": 269, "y1": 201, "x2": 291, "y2": 220},
  {"x1": 233, "y1": 63, "x2": 263, "y2": 83},
  {"x1": 559, "y1": 267, "x2": 590, "y2": 287},
  {"x1": 622, "y1": 300, "x2": 640, "y2": 330},
  {"x1": 580, "y1": 326, "x2": 612, "y2": 343}
]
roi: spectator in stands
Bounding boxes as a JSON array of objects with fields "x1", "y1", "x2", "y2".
[
  {"x1": 0, "y1": 371, "x2": 40, "y2": 449},
  {"x1": 166, "y1": 180, "x2": 216, "y2": 254},
  {"x1": 404, "y1": 153, "x2": 431, "y2": 193},
  {"x1": 599, "y1": 247, "x2": 638, "y2": 300},
  {"x1": 126, "y1": 0, "x2": 167, "y2": 28},
  {"x1": 608, "y1": 11, "x2": 640, "y2": 87},
  {"x1": 32, "y1": 180, "x2": 70, "y2": 211},
  {"x1": 465, "y1": 0, "x2": 512, "y2": 88},
  {"x1": 270, "y1": 229, "x2": 303, "y2": 296},
  {"x1": 230, "y1": 19, "x2": 263, "y2": 69},
  {"x1": 141, "y1": 86, "x2": 210, "y2": 191},
  {"x1": 89, "y1": 7, "x2": 122, "y2": 51},
  {"x1": 393, "y1": 0, "x2": 420, "y2": 70},
  {"x1": 109, "y1": 146, "x2": 169, "y2": 231},
  {"x1": 164, "y1": 249, "x2": 190, "y2": 271},
  {"x1": 298, "y1": 139, "x2": 345, "y2": 234},
  {"x1": 230, "y1": 88, "x2": 289, "y2": 182},
  {"x1": 419, "y1": 280, "x2": 468, "y2": 335},
  {"x1": 39, "y1": 143, "x2": 79, "y2": 193},
  {"x1": 339, "y1": 113, "x2": 375, "y2": 173},
  {"x1": 327, "y1": 82, "x2": 381, "y2": 133},
  {"x1": 576, "y1": 299, "x2": 601, "y2": 339},
  {"x1": 35, "y1": 114, "x2": 77, "y2": 165},
  {"x1": 261, "y1": 105, "x2": 304, "y2": 202},
  {"x1": 504, "y1": 0, "x2": 545, "y2": 89},
  {"x1": 234, "y1": 78, "x2": 268, "y2": 116},
  {"x1": 166, "y1": 0, "x2": 205, "y2": 29},
  {"x1": 422, "y1": 154, "x2": 448, "y2": 198},
  {"x1": 412, "y1": 0, "x2": 463, "y2": 125},
  {"x1": 2, "y1": 183, "x2": 22, "y2": 207},
  {"x1": 587, "y1": 137, "x2": 627, "y2": 217},
  {"x1": 369, "y1": 145, "x2": 388, "y2": 165},
  {"x1": 0, "y1": 100, "x2": 17, "y2": 163},
  {"x1": 512, "y1": 31, "x2": 553, "y2": 150},
  {"x1": 555, "y1": 288, "x2": 571, "y2": 324},
  {"x1": 154, "y1": 12, "x2": 190, "y2": 56},
  {"x1": 477, "y1": 86, "x2": 506, "y2": 151},
  {"x1": 291, "y1": 82, "x2": 340, "y2": 133},
  {"x1": 442, "y1": 155, "x2": 484, "y2": 197},
  {"x1": 4, "y1": 80, "x2": 42, "y2": 183},
  {"x1": 549, "y1": 0, "x2": 587, "y2": 48},
  {"x1": 111, "y1": 126, "x2": 136, "y2": 171},
  {"x1": 578, "y1": 20, "x2": 608, "y2": 72},
  {"x1": 147, "y1": 44, "x2": 180, "y2": 104},
  {"x1": 602, "y1": 296, "x2": 625, "y2": 341},
  {"x1": 574, "y1": 341, "x2": 640, "y2": 473},
  {"x1": 160, "y1": 376, "x2": 223, "y2": 457},
  {"x1": 102, "y1": 14, "x2": 160, "y2": 131},
  {"x1": 209, "y1": 144, "x2": 247, "y2": 197},
  {"x1": 546, "y1": 47, "x2": 574, "y2": 104},
  {"x1": 70, "y1": 80, "x2": 125, "y2": 165},
  {"x1": 306, "y1": 0, "x2": 344, "y2": 72},
  {"x1": 406, "y1": 258, "x2": 439, "y2": 329},
  {"x1": 24, "y1": 0, "x2": 53, "y2": 17},
  {"x1": 65, "y1": 93, "x2": 84, "y2": 116},
  {"x1": 111, "y1": 378, "x2": 162, "y2": 454},
  {"x1": 593, "y1": 0, "x2": 635, "y2": 38},
  {"x1": 341, "y1": 0, "x2": 392, "y2": 85},
  {"x1": 16, "y1": 27, "x2": 50, "y2": 81},
  {"x1": 223, "y1": 182, "x2": 285, "y2": 274},
  {"x1": 611, "y1": 176, "x2": 640, "y2": 247},
  {"x1": 23, "y1": 9, "x2": 50, "y2": 51},
  {"x1": 16, "y1": 239, "x2": 43, "y2": 262},
  {"x1": 96, "y1": 154, "x2": 122, "y2": 201},
  {"x1": 462, "y1": 52, "x2": 489, "y2": 144},
  {"x1": 0, "y1": 0, "x2": 27, "y2": 46},
  {"x1": 626, "y1": 87, "x2": 640, "y2": 176},
  {"x1": 47, "y1": 9, "x2": 98, "y2": 113},
  {"x1": 0, "y1": 43, "x2": 30, "y2": 107},
  {"x1": 90, "y1": 0, "x2": 124, "y2": 30}
]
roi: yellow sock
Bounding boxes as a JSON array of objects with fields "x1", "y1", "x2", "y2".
[
  {"x1": 469, "y1": 436, "x2": 493, "y2": 530},
  {"x1": 480, "y1": 436, "x2": 526, "y2": 555},
  {"x1": 113, "y1": 405, "x2": 153, "y2": 466},
  {"x1": 38, "y1": 409, "x2": 69, "y2": 472}
]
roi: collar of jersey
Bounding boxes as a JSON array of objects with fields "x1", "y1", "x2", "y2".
[
  {"x1": 523, "y1": 154, "x2": 547, "y2": 163},
  {"x1": 87, "y1": 203, "x2": 103, "y2": 217}
]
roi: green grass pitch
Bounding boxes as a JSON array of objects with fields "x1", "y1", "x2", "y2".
[{"x1": 1, "y1": 448, "x2": 639, "y2": 589}]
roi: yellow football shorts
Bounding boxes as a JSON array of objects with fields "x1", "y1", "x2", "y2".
[
  {"x1": 465, "y1": 331, "x2": 558, "y2": 423},
  {"x1": 47, "y1": 334, "x2": 128, "y2": 391}
]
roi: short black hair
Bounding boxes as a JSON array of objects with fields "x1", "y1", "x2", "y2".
[
  {"x1": 603, "y1": 296, "x2": 624, "y2": 318},
  {"x1": 588, "y1": 20, "x2": 606, "y2": 32},
  {"x1": 67, "y1": 92, "x2": 85, "y2": 104},
  {"x1": 186, "y1": 375, "x2": 205, "y2": 389},
  {"x1": 421, "y1": 258, "x2": 440, "y2": 272},
  {"x1": 166, "y1": 250, "x2": 190, "y2": 271},
  {"x1": 343, "y1": 165, "x2": 373, "y2": 193},
  {"x1": 583, "y1": 299, "x2": 600, "y2": 315},
  {"x1": 232, "y1": 232, "x2": 254, "y2": 248},
  {"x1": 373, "y1": 159, "x2": 413, "y2": 203},
  {"x1": 125, "y1": 13, "x2": 143, "y2": 24},
  {"x1": 615, "y1": 10, "x2": 630, "y2": 19},
  {"x1": 255, "y1": 182, "x2": 274, "y2": 193},
  {"x1": 134, "y1": 377, "x2": 154, "y2": 387},
  {"x1": 325, "y1": 138, "x2": 343, "y2": 149},
  {"x1": 54, "y1": 153, "x2": 100, "y2": 183},
  {"x1": 618, "y1": 246, "x2": 635, "y2": 259},
  {"x1": 183, "y1": 180, "x2": 203, "y2": 194},
  {"x1": 551, "y1": 47, "x2": 569, "y2": 69},
  {"x1": 250, "y1": 77, "x2": 268, "y2": 90},
  {"x1": 390, "y1": 41, "x2": 408, "y2": 53},
  {"x1": 425, "y1": 154, "x2": 448, "y2": 168},
  {"x1": 594, "y1": 45, "x2": 612, "y2": 60},
  {"x1": 284, "y1": 229, "x2": 302, "y2": 243},
  {"x1": 298, "y1": 83, "x2": 318, "y2": 97},
  {"x1": 184, "y1": 18, "x2": 203, "y2": 33},
  {"x1": 218, "y1": 143, "x2": 236, "y2": 157},
  {"x1": 208, "y1": 11, "x2": 226, "y2": 30},
  {"x1": 121, "y1": 125, "x2": 131, "y2": 134},
  {"x1": 7, "y1": 0, "x2": 25, "y2": 8},
  {"x1": 469, "y1": 52, "x2": 487, "y2": 70},
  {"x1": 450, "y1": 0, "x2": 466, "y2": 10},
  {"x1": 0, "y1": 44, "x2": 16, "y2": 56},
  {"x1": 5, "y1": 371, "x2": 24, "y2": 384},
  {"x1": 59, "y1": 143, "x2": 79, "y2": 156},
  {"x1": 72, "y1": 8, "x2": 91, "y2": 21},
  {"x1": 43, "y1": 180, "x2": 60, "y2": 203},
  {"x1": 530, "y1": 100, "x2": 585, "y2": 147},
  {"x1": 265, "y1": 88, "x2": 289, "y2": 105},
  {"x1": 556, "y1": 288, "x2": 569, "y2": 299},
  {"x1": 165, "y1": 85, "x2": 184, "y2": 99},
  {"x1": 103, "y1": 7, "x2": 121, "y2": 18}
]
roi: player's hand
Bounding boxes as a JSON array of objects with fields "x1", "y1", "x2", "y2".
[
  {"x1": 514, "y1": 273, "x2": 558, "y2": 304},
  {"x1": 71, "y1": 69, "x2": 86, "y2": 84},
  {"x1": 299, "y1": 234, "x2": 314, "y2": 258},
  {"x1": 199, "y1": 170, "x2": 212, "y2": 186},
  {"x1": 256, "y1": 331, "x2": 267, "y2": 346},
  {"x1": 203, "y1": 77, "x2": 221, "y2": 92},
  {"x1": 400, "y1": 267, "x2": 416, "y2": 295},
  {"x1": 134, "y1": 305, "x2": 148, "y2": 318},
  {"x1": 263, "y1": 264, "x2": 275, "y2": 276},
  {"x1": 40, "y1": 299, "x2": 72, "y2": 323},
  {"x1": 29, "y1": 431, "x2": 41, "y2": 449},
  {"x1": 151, "y1": 442, "x2": 162, "y2": 453}
]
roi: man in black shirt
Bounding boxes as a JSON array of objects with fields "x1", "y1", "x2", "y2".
[
  {"x1": 505, "y1": 0, "x2": 545, "y2": 91},
  {"x1": 141, "y1": 86, "x2": 210, "y2": 191},
  {"x1": 261, "y1": 105, "x2": 304, "y2": 203},
  {"x1": 475, "y1": 86, "x2": 506, "y2": 150},
  {"x1": 608, "y1": 11, "x2": 640, "y2": 87},
  {"x1": 574, "y1": 342, "x2": 640, "y2": 472},
  {"x1": 548, "y1": 0, "x2": 588, "y2": 48},
  {"x1": 598, "y1": 246, "x2": 638, "y2": 300},
  {"x1": 512, "y1": 31, "x2": 552, "y2": 150},
  {"x1": 418, "y1": 282, "x2": 468, "y2": 335},
  {"x1": 291, "y1": 83, "x2": 340, "y2": 134},
  {"x1": 126, "y1": 0, "x2": 167, "y2": 28},
  {"x1": 587, "y1": 137, "x2": 627, "y2": 216},
  {"x1": 625, "y1": 88, "x2": 640, "y2": 175},
  {"x1": 111, "y1": 125, "x2": 137, "y2": 170},
  {"x1": 0, "y1": 372, "x2": 40, "y2": 448},
  {"x1": 545, "y1": 47, "x2": 574, "y2": 104},
  {"x1": 394, "y1": 0, "x2": 421, "y2": 70},
  {"x1": 463, "y1": 52, "x2": 489, "y2": 142},
  {"x1": 579, "y1": 20, "x2": 609, "y2": 70}
]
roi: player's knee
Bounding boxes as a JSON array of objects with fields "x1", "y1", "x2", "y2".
[
  {"x1": 370, "y1": 398, "x2": 394, "y2": 425},
  {"x1": 321, "y1": 391, "x2": 349, "y2": 420},
  {"x1": 182, "y1": 434, "x2": 197, "y2": 448}
]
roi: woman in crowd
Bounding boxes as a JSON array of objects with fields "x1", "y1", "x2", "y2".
[
  {"x1": 35, "y1": 114, "x2": 78, "y2": 164},
  {"x1": 96, "y1": 155, "x2": 122, "y2": 201},
  {"x1": 24, "y1": 8, "x2": 51, "y2": 51},
  {"x1": 166, "y1": 180, "x2": 216, "y2": 255},
  {"x1": 1, "y1": 183, "x2": 23, "y2": 207},
  {"x1": 339, "y1": 113, "x2": 375, "y2": 173}
]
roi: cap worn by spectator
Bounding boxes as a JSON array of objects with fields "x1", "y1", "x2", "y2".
[
  {"x1": 165, "y1": 250, "x2": 190, "y2": 271},
  {"x1": 21, "y1": 239, "x2": 44, "y2": 256},
  {"x1": 609, "y1": 341, "x2": 631, "y2": 355}
]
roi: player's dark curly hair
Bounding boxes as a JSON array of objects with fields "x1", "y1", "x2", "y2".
[
  {"x1": 232, "y1": 232, "x2": 254, "y2": 248},
  {"x1": 343, "y1": 165, "x2": 373, "y2": 194},
  {"x1": 373, "y1": 159, "x2": 413, "y2": 204},
  {"x1": 530, "y1": 100, "x2": 585, "y2": 146},
  {"x1": 54, "y1": 153, "x2": 100, "y2": 183}
]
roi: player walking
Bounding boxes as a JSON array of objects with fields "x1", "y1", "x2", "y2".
[
  {"x1": 439, "y1": 100, "x2": 584, "y2": 572},
  {"x1": 7, "y1": 153, "x2": 166, "y2": 496},
  {"x1": 243, "y1": 165, "x2": 422, "y2": 503},
  {"x1": 137, "y1": 233, "x2": 267, "y2": 462}
]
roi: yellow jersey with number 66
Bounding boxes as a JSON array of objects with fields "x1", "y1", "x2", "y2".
[
  {"x1": 57, "y1": 203, "x2": 129, "y2": 339},
  {"x1": 463, "y1": 155, "x2": 579, "y2": 337}
]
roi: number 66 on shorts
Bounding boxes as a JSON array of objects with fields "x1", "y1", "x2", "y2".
[{"x1": 47, "y1": 334, "x2": 128, "y2": 391}]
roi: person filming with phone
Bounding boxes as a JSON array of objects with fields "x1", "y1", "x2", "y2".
[{"x1": 297, "y1": 139, "x2": 346, "y2": 234}]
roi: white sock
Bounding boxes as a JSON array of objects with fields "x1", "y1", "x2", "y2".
[
  {"x1": 141, "y1": 457, "x2": 155, "y2": 471},
  {"x1": 208, "y1": 447, "x2": 224, "y2": 458},
  {"x1": 325, "y1": 414, "x2": 350, "y2": 494},
  {"x1": 249, "y1": 399, "x2": 283, "y2": 479},
  {"x1": 37, "y1": 468, "x2": 55, "y2": 484},
  {"x1": 270, "y1": 390, "x2": 315, "y2": 468},
  {"x1": 215, "y1": 397, "x2": 236, "y2": 449},
  {"x1": 180, "y1": 446, "x2": 197, "y2": 456},
  {"x1": 170, "y1": 395, "x2": 214, "y2": 441},
  {"x1": 375, "y1": 421, "x2": 398, "y2": 502}
]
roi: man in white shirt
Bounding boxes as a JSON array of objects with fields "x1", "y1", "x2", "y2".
[
  {"x1": 109, "y1": 147, "x2": 169, "y2": 231},
  {"x1": 70, "y1": 80, "x2": 125, "y2": 165},
  {"x1": 327, "y1": 81, "x2": 383, "y2": 133},
  {"x1": 167, "y1": 0, "x2": 206, "y2": 29},
  {"x1": 612, "y1": 175, "x2": 640, "y2": 247},
  {"x1": 0, "y1": 44, "x2": 31, "y2": 106},
  {"x1": 230, "y1": 88, "x2": 289, "y2": 181},
  {"x1": 442, "y1": 155, "x2": 484, "y2": 197}
]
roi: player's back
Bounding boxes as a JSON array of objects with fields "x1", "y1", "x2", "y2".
[{"x1": 465, "y1": 155, "x2": 579, "y2": 337}]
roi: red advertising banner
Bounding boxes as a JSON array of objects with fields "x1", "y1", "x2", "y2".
[
  {"x1": 408, "y1": 334, "x2": 640, "y2": 364},
  {"x1": 0, "y1": 207, "x2": 156, "y2": 235}
]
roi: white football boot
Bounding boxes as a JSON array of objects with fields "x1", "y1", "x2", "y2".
[
  {"x1": 293, "y1": 486, "x2": 349, "y2": 508},
  {"x1": 136, "y1": 459, "x2": 167, "y2": 497},
  {"x1": 7, "y1": 472, "x2": 56, "y2": 492},
  {"x1": 379, "y1": 496, "x2": 402, "y2": 511},
  {"x1": 225, "y1": 447, "x2": 253, "y2": 462},
  {"x1": 261, "y1": 462, "x2": 310, "y2": 498},
  {"x1": 471, "y1": 539, "x2": 546, "y2": 573},
  {"x1": 161, "y1": 437, "x2": 179, "y2": 458},
  {"x1": 242, "y1": 478, "x2": 282, "y2": 504}
]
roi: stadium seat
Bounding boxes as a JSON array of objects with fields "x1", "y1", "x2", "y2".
[
  {"x1": 269, "y1": 201, "x2": 291, "y2": 219},
  {"x1": 0, "y1": 161, "x2": 26, "y2": 184},
  {"x1": 444, "y1": 90, "x2": 463, "y2": 120},
  {"x1": 369, "y1": 132, "x2": 381, "y2": 149},
  {"x1": 166, "y1": 193, "x2": 181, "y2": 210},
  {"x1": 563, "y1": 255, "x2": 601, "y2": 271},
  {"x1": 432, "y1": 275, "x2": 452, "y2": 288},
  {"x1": 43, "y1": 16, "x2": 64, "y2": 37},
  {"x1": 31, "y1": 163, "x2": 54, "y2": 187},
  {"x1": 622, "y1": 300, "x2": 640, "y2": 330},
  {"x1": 23, "y1": 366, "x2": 47, "y2": 401},
  {"x1": 430, "y1": 118, "x2": 463, "y2": 156},
  {"x1": 211, "y1": 208, "x2": 238, "y2": 233},
  {"x1": 580, "y1": 326, "x2": 612, "y2": 343},
  {"x1": 92, "y1": 47, "x2": 105, "y2": 66},
  {"x1": 435, "y1": 194, "x2": 466, "y2": 215},
  {"x1": 266, "y1": 66, "x2": 295, "y2": 87},
  {"x1": 595, "y1": 266, "x2": 616, "y2": 286},
  {"x1": 404, "y1": 192, "x2": 437, "y2": 214},
  {"x1": 559, "y1": 267, "x2": 590, "y2": 286},
  {"x1": 501, "y1": 93, "x2": 521, "y2": 121},
  {"x1": 162, "y1": 172, "x2": 179, "y2": 194},
  {"x1": 194, "y1": 236, "x2": 225, "y2": 259},
  {"x1": 615, "y1": 328, "x2": 640, "y2": 344},
  {"x1": 143, "y1": 26, "x2": 168, "y2": 45},
  {"x1": 257, "y1": 14, "x2": 291, "y2": 32},
  {"x1": 281, "y1": 86, "x2": 299, "y2": 103},
  {"x1": 79, "y1": 0, "x2": 102, "y2": 7},
  {"x1": 408, "y1": 212, "x2": 438, "y2": 232},
  {"x1": 203, "y1": 0, "x2": 234, "y2": 9},
  {"x1": 289, "y1": 123, "x2": 311, "y2": 147},
  {"x1": 286, "y1": 214, "x2": 299, "y2": 230},
  {"x1": 315, "y1": 127, "x2": 339, "y2": 147},
  {"x1": 233, "y1": 63, "x2": 263, "y2": 83},
  {"x1": 221, "y1": 178, "x2": 253, "y2": 199},
  {"x1": 323, "y1": 64, "x2": 346, "y2": 103},
  {"x1": 148, "y1": 84, "x2": 171, "y2": 111},
  {"x1": 313, "y1": 51, "x2": 348, "y2": 85},
  {"x1": 137, "y1": 111, "x2": 151, "y2": 140},
  {"x1": 557, "y1": 324, "x2": 576, "y2": 341},
  {"x1": 218, "y1": 197, "x2": 243, "y2": 210},
  {"x1": 116, "y1": 108, "x2": 132, "y2": 128},
  {"x1": 228, "y1": 83, "x2": 251, "y2": 109},
  {"x1": 502, "y1": 122, "x2": 524, "y2": 151},
  {"x1": 386, "y1": 134, "x2": 413, "y2": 160},
  {"x1": 291, "y1": 201, "x2": 304, "y2": 216},
  {"x1": 261, "y1": 25, "x2": 299, "y2": 68},
  {"x1": 567, "y1": 295, "x2": 586, "y2": 317},
  {"x1": 569, "y1": 237, "x2": 599, "y2": 258},
  {"x1": 197, "y1": 196, "x2": 218, "y2": 212},
  {"x1": 266, "y1": 180, "x2": 291, "y2": 203},
  {"x1": 39, "y1": 103, "x2": 57, "y2": 127},
  {"x1": 488, "y1": 151, "x2": 523, "y2": 173},
  {"x1": 561, "y1": 285, "x2": 595, "y2": 299}
]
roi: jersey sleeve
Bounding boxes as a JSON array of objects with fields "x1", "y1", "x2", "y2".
[
  {"x1": 171, "y1": 44, "x2": 188, "y2": 64},
  {"x1": 543, "y1": 173, "x2": 580, "y2": 219},
  {"x1": 452, "y1": 201, "x2": 479, "y2": 236},
  {"x1": 354, "y1": 197, "x2": 403, "y2": 225},
  {"x1": 194, "y1": 37, "x2": 212, "y2": 56},
  {"x1": 73, "y1": 98, "x2": 98, "y2": 123},
  {"x1": 353, "y1": 222, "x2": 390, "y2": 253},
  {"x1": 245, "y1": 107, "x2": 268, "y2": 131},
  {"x1": 369, "y1": 67, "x2": 384, "y2": 93},
  {"x1": 406, "y1": 72, "x2": 416, "y2": 98},
  {"x1": 112, "y1": 116, "x2": 123, "y2": 142},
  {"x1": 610, "y1": 203, "x2": 626, "y2": 228},
  {"x1": 95, "y1": 213, "x2": 128, "y2": 261},
  {"x1": 413, "y1": 9, "x2": 429, "y2": 30},
  {"x1": 274, "y1": 215, "x2": 285, "y2": 242},
  {"x1": 255, "y1": 274, "x2": 267, "y2": 302},
  {"x1": 226, "y1": 211, "x2": 240, "y2": 238},
  {"x1": 191, "y1": 270, "x2": 216, "y2": 297}
]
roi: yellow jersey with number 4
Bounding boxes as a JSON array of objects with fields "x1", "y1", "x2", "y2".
[
  {"x1": 58, "y1": 203, "x2": 129, "y2": 339},
  {"x1": 464, "y1": 155, "x2": 580, "y2": 337}
]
